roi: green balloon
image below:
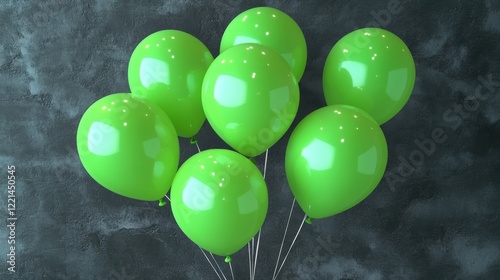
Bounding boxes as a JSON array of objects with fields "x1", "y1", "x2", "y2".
[
  {"x1": 202, "y1": 43, "x2": 300, "y2": 157},
  {"x1": 220, "y1": 7, "x2": 307, "y2": 81},
  {"x1": 76, "y1": 93, "x2": 180, "y2": 201},
  {"x1": 285, "y1": 105, "x2": 388, "y2": 219},
  {"x1": 171, "y1": 149, "x2": 268, "y2": 257},
  {"x1": 128, "y1": 30, "x2": 214, "y2": 138},
  {"x1": 323, "y1": 28, "x2": 416, "y2": 124}
]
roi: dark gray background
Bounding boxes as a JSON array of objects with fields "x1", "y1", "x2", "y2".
[{"x1": 1, "y1": 0, "x2": 499, "y2": 279}]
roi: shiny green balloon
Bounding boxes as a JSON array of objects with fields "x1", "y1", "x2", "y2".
[
  {"x1": 202, "y1": 43, "x2": 299, "y2": 157},
  {"x1": 171, "y1": 149, "x2": 268, "y2": 257},
  {"x1": 285, "y1": 105, "x2": 388, "y2": 219},
  {"x1": 128, "y1": 30, "x2": 214, "y2": 138},
  {"x1": 76, "y1": 93, "x2": 180, "y2": 201},
  {"x1": 323, "y1": 28, "x2": 416, "y2": 124},
  {"x1": 220, "y1": 7, "x2": 307, "y2": 81}
]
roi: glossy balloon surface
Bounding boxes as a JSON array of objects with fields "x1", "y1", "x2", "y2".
[
  {"x1": 220, "y1": 7, "x2": 307, "y2": 81},
  {"x1": 128, "y1": 30, "x2": 214, "y2": 137},
  {"x1": 323, "y1": 28, "x2": 415, "y2": 124},
  {"x1": 202, "y1": 43, "x2": 299, "y2": 157},
  {"x1": 76, "y1": 93, "x2": 180, "y2": 201},
  {"x1": 171, "y1": 149, "x2": 268, "y2": 256},
  {"x1": 285, "y1": 105, "x2": 388, "y2": 219}
]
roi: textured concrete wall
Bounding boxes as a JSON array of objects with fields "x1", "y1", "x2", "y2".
[{"x1": 0, "y1": 0, "x2": 499, "y2": 279}]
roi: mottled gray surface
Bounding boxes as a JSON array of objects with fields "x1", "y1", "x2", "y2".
[{"x1": 1, "y1": 0, "x2": 499, "y2": 279}]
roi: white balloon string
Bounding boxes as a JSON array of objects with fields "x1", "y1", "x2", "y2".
[
  {"x1": 272, "y1": 198, "x2": 296, "y2": 279},
  {"x1": 273, "y1": 213, "x2": 307, "y2": 280},
  {"x1": 228, "y1": 261, "x2": 235, "y2": 280},
  {"x1": 250, "y1": 149, "x2": 269, "y2": 279},
  {"x1": 263, "y1": 149, "x2": 269, "y2": 179},
  {"x1": 195, "y1": 141, "x2": 201, "y2": 153},
  {"x1": 247, "y1": 242, "x2": 252, "y2": 279},
  {"x1": 198, "y1": 246, "x2": 222, "y2": 280},
  {"x1": 252, "y1": 228, "x2": 262, "y2": 280},
  {"x1": 250, "y1": 237, "x2": 255, "y2": 279},
  {"x1": 210, "y1": 252, "x2": 227, "y2": 280},
  {"x1": 164, "y1": 194, "x2": 170, "y2": 202}
]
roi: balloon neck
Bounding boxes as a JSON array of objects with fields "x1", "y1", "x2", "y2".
[
  {"x1": 306, "y1": 217, "x2": 313, "y2": 224},
  {"x1": 225, "y1": 256, "x2": 232, "y2": 263},
  {"x1": 190, "y1": 136, "x2": 198, "y2": 145},
  {"x1": 158, "y1": 198, "x2": 167, "y2": 207}
]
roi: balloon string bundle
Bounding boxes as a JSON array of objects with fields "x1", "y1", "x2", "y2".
[
  {"x1": 271, "y1": 199, "x2": 309, "y2": 280},
  {"x1": 248, "y1": 148, "x2": 268, "y2": 280}
]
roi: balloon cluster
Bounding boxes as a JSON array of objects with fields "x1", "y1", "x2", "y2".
[{"x1": 76, "y1": 7, "x2": 415, "y2": 261}]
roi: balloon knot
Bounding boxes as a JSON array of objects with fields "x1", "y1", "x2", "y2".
[
  {"x1": 225, "y1": 256, "x2": 232, "y2": 263},
  {"x1": 158, "y1": 198, "x2": 167, "y2": 207},
  {"x1": 190, "y1": 136, "x2": 198, "y2": 145},
  {"x1": 306, "y1": 217, "x2": 313, "y2": 224}
]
